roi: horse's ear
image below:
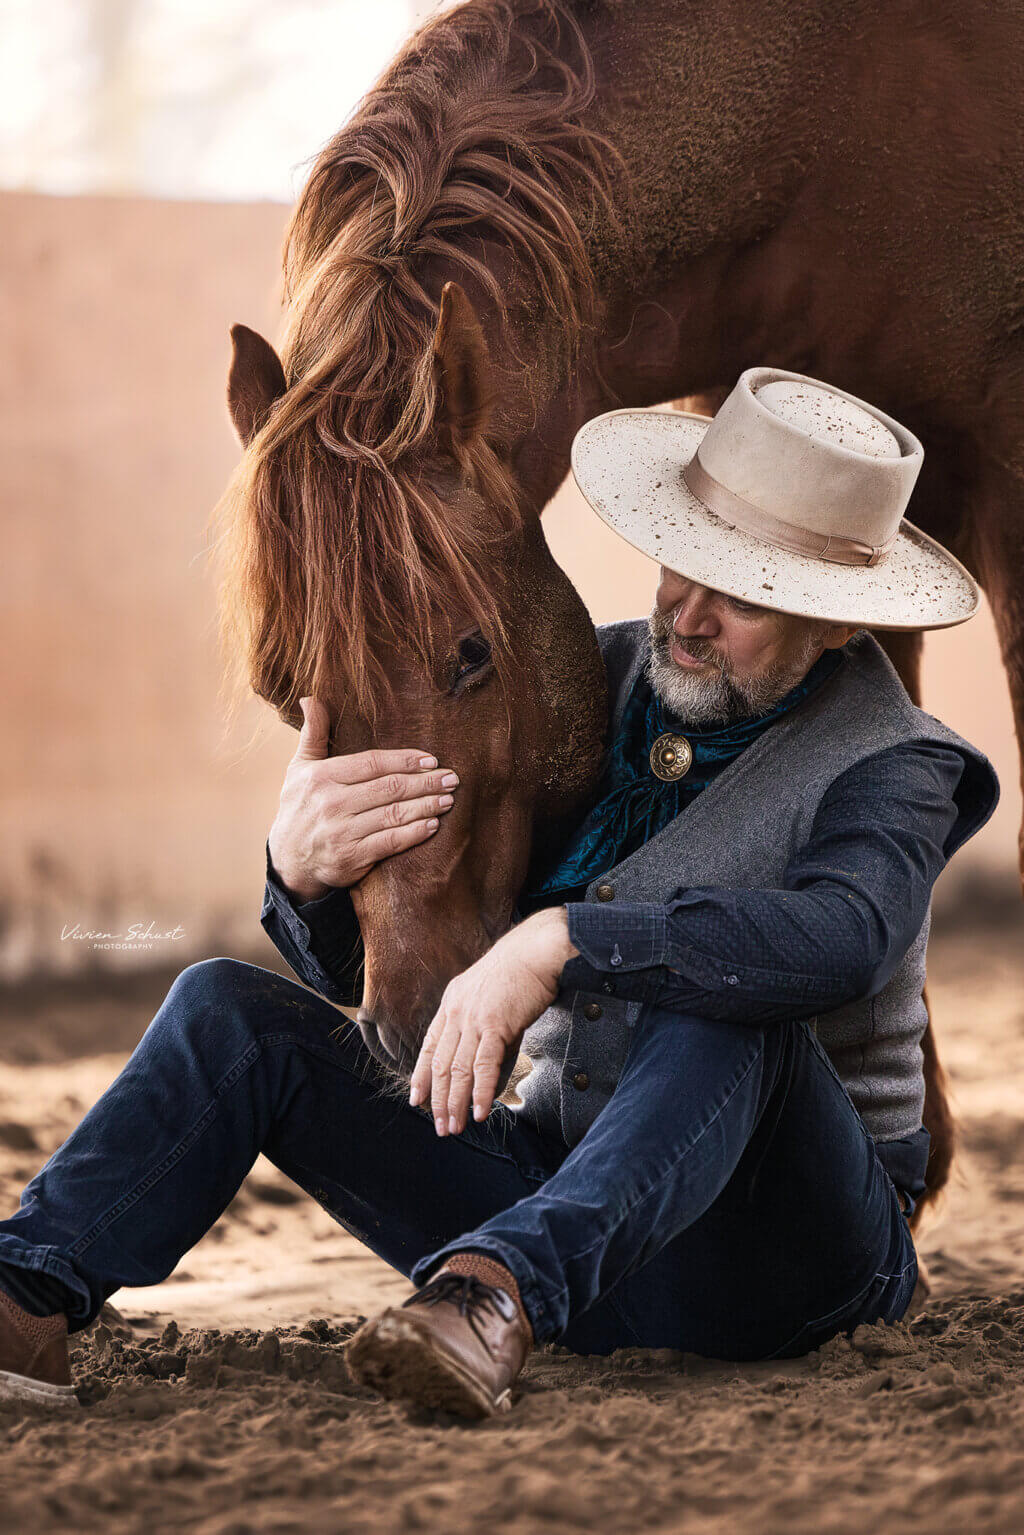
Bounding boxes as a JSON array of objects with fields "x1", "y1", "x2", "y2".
[
  {"x1": 431, "y1": 281, "x2": 495, "y2": 456},
  {"x1": 227, "y1": 324, "x2": 287, "y2": 447}
]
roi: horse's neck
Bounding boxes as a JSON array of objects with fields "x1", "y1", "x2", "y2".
[
  {"x1": 499, "y1": 0, "x2": 855, "y2": 512},
  {"x1": 489, "y1": 0, "x2": 993, "y2": 510}
]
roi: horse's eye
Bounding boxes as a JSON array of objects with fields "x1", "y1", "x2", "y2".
[{"x1": 452, "y1": 632, "x2": 492, "y2": 689}]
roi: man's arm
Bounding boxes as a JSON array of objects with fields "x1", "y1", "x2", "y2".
[
  {"x1": 260, "y1": 839, "x2": 365, "y2": 1008},
  {"x1": 556, "y1": 742, "x2": 978, "y2": 1023}
]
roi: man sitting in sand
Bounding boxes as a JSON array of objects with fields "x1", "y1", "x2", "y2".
[{"x1": 0, "y1": 368, "x2": 998, "y2": 1419}]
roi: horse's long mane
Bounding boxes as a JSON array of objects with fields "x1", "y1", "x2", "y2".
[{"x1": 212, "y1": 0, "x2": 628, "y2": 729}]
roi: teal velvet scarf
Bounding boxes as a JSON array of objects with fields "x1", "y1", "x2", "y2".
[{"x1": 516, "y1": 644, "x2": 845, "y2": 916}]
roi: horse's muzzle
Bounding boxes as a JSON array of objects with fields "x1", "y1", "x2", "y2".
[{"x1": 356, "y1": 1009, "x2": 416, "y2": 1075}]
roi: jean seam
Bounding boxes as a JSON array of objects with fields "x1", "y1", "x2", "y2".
[
  {"x1": 538, "y1": 1039, "x2": 765, "y2": 1310},
  {"x1": 798, "y1": 1020, "x2": 876, "y2": 1153},
  {"x1": 603, "y1": 1286, "x2": 646, "y2": 1345}
]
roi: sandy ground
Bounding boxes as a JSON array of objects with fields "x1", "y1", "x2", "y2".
[{"x1": 0, "y1": 920, "x2": 1021, "y2": 1534}]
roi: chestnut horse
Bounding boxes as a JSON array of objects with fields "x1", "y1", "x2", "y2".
[{"x1": 214, "y1": 0, "x2": 1024, "y2": 1224}]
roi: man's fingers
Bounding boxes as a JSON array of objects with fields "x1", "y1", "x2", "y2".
[
  {"x1": 471, "y1": 1036, "x2": 507, "y2": 1124},
  {"x1": 343, "y1": 767, "x2": 460, "y2": 816},
  {"x1": 409, "y1": 1012, "x2": 443, "y2": 1106},
  {"x1": 359, "y1": 816, "x2": 443, "y2": 866},
  {"x1": 320, "y1": 747, "x2": 441, "y2": 786},
  {"x1": 317, "y1": 781, "x2": 455, "y2": 873},
  {"x1": 429, "y1": 1019, "x2": 461, "y2": 1132},
  {"x1": 348, "y1": 790, "x2": 454, "y2": 837},
  {"x1": 445, "y1": 1029, "x2": 481, "y2": 1133}
]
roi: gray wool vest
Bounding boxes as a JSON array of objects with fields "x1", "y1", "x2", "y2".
[{"x1": 515, "y1": 619, "x2": 997, "y2": 1152}]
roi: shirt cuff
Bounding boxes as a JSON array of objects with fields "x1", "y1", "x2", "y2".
[
  {"x1": 261, "y1": 840, "x2": 366, "y2": 1003},
  {"x1": 262, "y1": 840, "x2": 313, "y2": 943},
  {"x1": 263, "y1": 842, "x2": 363, "y2": 966},
  {"x1": 558, "y1": 901, "x2": 670, "y2": 997}
]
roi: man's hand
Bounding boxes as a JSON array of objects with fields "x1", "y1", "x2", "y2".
[
  {"x1": 267, "y1": 697, "x2": 460, "y2": 903},
  {"x1": 409, "y1": 908, "x2": 579, "y2": 1136}
]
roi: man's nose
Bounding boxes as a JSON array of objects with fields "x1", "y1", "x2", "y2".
[{"x1": 671, "y1": 582, "x2": 719, "y2": 635}]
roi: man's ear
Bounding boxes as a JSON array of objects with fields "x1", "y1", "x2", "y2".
[
  {"x1": 430, "y1": 280, "x2": 495, "y2": 458},
  {"x1": 227, "y1": 324, "x2": 287, "y2": 447}
]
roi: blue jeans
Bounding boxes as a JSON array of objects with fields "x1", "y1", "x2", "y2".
[{"x1": 0, "y1": 959, "x2": 917, "y2": 1356}]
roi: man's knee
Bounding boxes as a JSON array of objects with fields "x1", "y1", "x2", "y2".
[
  {"x1": 169, "y1": 956, "x2": 269, "y2": 1011},
  {"x1": 153, "y1": 959, "x2": 353, "y2": 1087},
  {"x1": 157, "y1": 958, "x2": 303, "y2": 1056}
]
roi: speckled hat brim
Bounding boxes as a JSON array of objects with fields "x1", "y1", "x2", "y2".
[{"x1": 570, "y1": 409, "x2": 980, "y2": 632}]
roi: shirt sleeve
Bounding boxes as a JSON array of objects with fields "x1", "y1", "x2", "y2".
[
  {"x1": 260, "y1": 840, "x2": 365, "y2": 1008},
  {"x1": 556, "y1": 742, "x2": 969, "y2": 1024}
]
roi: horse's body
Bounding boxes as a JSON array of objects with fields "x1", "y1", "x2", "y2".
[{"x1": 215, "y1": 0, "x2": 1024, "y2": 1219}]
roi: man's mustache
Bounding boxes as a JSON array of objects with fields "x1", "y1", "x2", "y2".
[
  {"x1": 654, "y1": 623, "x2": 725, "y2": 669},
  {"x1": 672, "y1": 636, "x2": 720, "y2": 664}
]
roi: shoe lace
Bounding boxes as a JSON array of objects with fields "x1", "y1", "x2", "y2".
[{"x1": 403, "y1": 1273, "x2": 518, "y2": 1355}]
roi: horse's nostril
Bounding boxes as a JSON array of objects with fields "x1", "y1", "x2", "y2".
[
  {"x1": 356, "y1": 1010, "x2": 414, "y2": 1073},
  {"x1": 356, "y1": 1010, "x2": 386, "y2": 1058}
]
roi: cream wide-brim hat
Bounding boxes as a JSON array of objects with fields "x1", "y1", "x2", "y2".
[{"x1": 569, "y1": 367, "x2": 979, "y2": 631}]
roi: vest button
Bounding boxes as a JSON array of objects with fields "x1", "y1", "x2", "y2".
[
  {"x1": 595, "y1": 884, "x2": 615, "y2": 902},
  {"x1": 572, "y1": 1071, "x2": 590, "y2": 1091},
  {"x1": 583, "y1": 1002, "x2": 603, "y2": 1020}
]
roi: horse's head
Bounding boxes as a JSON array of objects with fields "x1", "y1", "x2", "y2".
[
  {"x1": 219, "y1": 281, "x2": 607, "y2": 1075},
  {"x1": 213, "y1": 0, "x2": 633, "y2": 1077}
]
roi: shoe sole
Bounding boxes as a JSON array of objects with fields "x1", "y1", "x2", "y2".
[
  {"x1": 346, "y1": 1312, "x2": 511, "y2": 1420},
  {"x1": 0, "y1": 1368, "x2": 79, "y2": 1409}
]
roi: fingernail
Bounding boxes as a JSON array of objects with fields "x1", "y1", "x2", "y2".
[
  {"x1": 448, "y1": 1115, "x2": 458, "y2": 1133},
  {"x1": 435, "y1": 1118, "x2": 446, "y2": 1136},
  {"x1": 473, "y1": 1104, "x2": 484, "y2": 1121},
  {"x1": 441, "y1": 772, "x2": 459, "y2": 788},
  {"x1": 419, "y1": 755, "x2": 437, "y2": 768},
  {"x1": 408, "y1": 1086, "x2": 421, "y2": 1106}
]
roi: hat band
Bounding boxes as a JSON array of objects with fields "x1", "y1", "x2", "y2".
[{"x1": 681, "y1": 449, "x2": 898, "y2": 567}]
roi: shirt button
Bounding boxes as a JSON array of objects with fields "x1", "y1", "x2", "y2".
[
  {"x1": 572, "y1": 1071, "x2": 590, "y2": 1091},
  {"x1": 583, "y1": 1002, "x2": 603, "y2": 1020},
  {"x1": 724, "y1": 974, "x2": 739, "y2": 986},
  {"x1": 595, "y1": 884, "x2": 615, "y2": 902}
]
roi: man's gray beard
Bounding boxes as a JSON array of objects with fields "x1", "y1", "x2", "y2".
[{"x1": 644, "y1": 603, "x2": 823, "y2": 725}]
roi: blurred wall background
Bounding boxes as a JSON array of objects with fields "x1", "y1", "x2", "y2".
[{"x1": 1, "y1": 1, "x2": 1020, "y2": 983}]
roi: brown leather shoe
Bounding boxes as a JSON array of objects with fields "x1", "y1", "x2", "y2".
[
  {"x1": 346, "y1": 1270, "x2": 532, "y2": 1419},
  {"x1": 0, "y1": 1289, "x2": 77, "y2": 1409}
]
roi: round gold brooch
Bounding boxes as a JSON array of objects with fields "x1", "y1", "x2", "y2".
[{"x1": 649, "y1": 731, "x2": 693, "y2": 781}]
